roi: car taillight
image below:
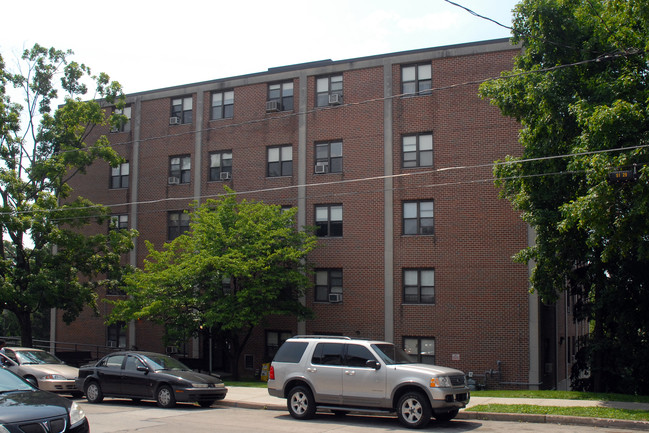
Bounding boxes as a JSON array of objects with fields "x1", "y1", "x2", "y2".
[{"x1": 269, "y1": 365, "x2": 275, "y2": 380}]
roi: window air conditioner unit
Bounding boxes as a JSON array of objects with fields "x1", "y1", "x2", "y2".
[
  {"x1": 168, "y1": 176, "x2": 180, "y2": 185},
  {"x1": 169, "y1": 116, "x2": 181, "y2": 125},
  {"x1": 315, "y1": 162, "x2": 328, "y2": 174},
  {"x1": 266, "y1": 100, "x2": 281, "y2": 112},
  {"x1": 220, "y1": 171, "x2": 232, "y2": 180},
  {"x1": 328, "y1": 93, "x2": 342, "y2": 105},
  {"x1": 328, "y1": 293, "x2": 343, "y2": 303},
  {"x1": 166, "y1": 345, "x2": 178, "y2": 354}
]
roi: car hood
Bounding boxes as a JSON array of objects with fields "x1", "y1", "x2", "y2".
[
  {"x1": 390, "y1": 363, "x2": 465, "y2": 376},
  {"x1": 18, "y1": 364, "x2": 79, "y2": 379},
  {"x1": 0, "y1": 390, "x2": 69, "y2": 422},
  {"x1": 158, "y1": 370, "x2": 224, "y2": 385}
]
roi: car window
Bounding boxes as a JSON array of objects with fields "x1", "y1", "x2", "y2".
[
  {"x1": 105, "y1": 355, "x2": 125, "y2": 368},
  {"x1": 345, "y1": 344, "x2": 377, "y2": 367},
  {"x1": 311, "y1": 343, "x2": 343, "y2": 366},
  {"x1": 124, "y1": 355, "x2": 145, "y2": 372},
  {"x1": 272, "y1": 342, "x2": 308, "y2": 363},
  {"x1": 141, "y1": 354, "x2": 190, "y2": 371},
  {"x1": 2, "y1": 350, "x2": 17, "y2": 362},
  {"x1": 14, "y1": 350, "x2": 62, "y2": 365},
  {"x1": 0, "y1": 368, "x2": 34, "y2": 392},
  {"x1": 372, "y1": 343, "x2": 415, "y2": 365}
]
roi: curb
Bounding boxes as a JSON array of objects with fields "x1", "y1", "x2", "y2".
[
  {"x1": 216, "y1": 400, "x2": 649, "y2": 430},
  {"x1": 459, "y1": 411, "x2": 649, "y2": 431}
]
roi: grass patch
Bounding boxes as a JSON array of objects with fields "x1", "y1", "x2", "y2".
[
  {"x1": 467, "y1": 404, "x2": 649, "y2": 421},
  {"x1": 472, "y1": 390, "x2": 649, "y2": 404}
]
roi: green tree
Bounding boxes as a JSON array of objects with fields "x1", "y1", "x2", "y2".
[
  {"x1": 110, "y1": 190, "x2": 317, "y2": 379},
  {"x1": 480, "y1": 0, "x2": 649, "y2": 394},
  {"x1": 0, "y1": 45, "x2": 137, "y2": 346}
]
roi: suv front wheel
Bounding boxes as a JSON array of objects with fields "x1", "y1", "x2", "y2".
[
  {"x1": 396, "y1": 391, "x2": 432, "y2": 429},
  {"x1": 287, "y1": 385, "x2": 316, "y2": 420}
]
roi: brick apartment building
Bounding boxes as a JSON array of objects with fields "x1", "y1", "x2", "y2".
[{"x1": 54, "y1": 38, "x2": 572, "y2": 389}]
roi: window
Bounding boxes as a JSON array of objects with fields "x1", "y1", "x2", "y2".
[
  {"x1": 168, "y1": 211, "x2": 190, "y2": 240},
  {"x1": 314, "y1": 269, "x2": 343, "y2": 302},
  {"x1": 403, "y1": 200, "x2": 434, "y2": 235},
  {"x1": 315, "y1": 141, "x2": 343, "y2": 173},
  {"x1": 171, "y1": 96, "x2": 193, "y2": 124},
  {"x1": 110, "y1": 162, "x2": 129, "y2": 189},
  {"x1": 209, "y1": 151, "x2": 232, "y2": 181},
  {"x1": 112, "y1": 106, "x2": 131, "y2": 132},
  {"x1": 104, "y1": 354, "x2": 125, "y2": 368},
  {"x1": 404, "y1": 337, "x2": 435, "y2": 364},
  {"x1": 268, "y1": 82, "x2": 294, "y2": 111},
  {"x1": 266, "y1": 331, "x2": 292, "y2": 362},
  {"x1": 109, "y1": 214, "x2": 128, "y2": 231},
  {"x1": 169, "y1": 155, "x2": 191, "y2": 184},
  {"x1": 315, "y1": 204, "x2": 342, "y2": 237},
  {"x1": 311, "y1": 342, "x2": 343, "y2": 365},
  {"x1": 267, "y1": 145, "x2": 292, "y2": 177},
  {"x1": 221, "y1": 276, "x2": 233, "y2": 295},
  {"x1": 402, "y1": 133, "x2": 433, "y2": 168},
  {"x1": 401, "y1": 64, "x2": 432, "y2": 96},
  {"x1": 124, "y1": 355, "x2": 145, "y2": 372},
  {"x1": 316, "y1": 75, "x2": 343, "y2": 107},
  {"x1": 345, "y1": 344, "x2": 377, "y2": 367},
  {"x1": 403, "y1": 269, "x2": 435, "y2": 304},
  {"x1": 107, "y1": 324, "x2": 127, "y2": 349},
  {"x1": 211, "y1": 90, "x2": 234, "y2": 119}
]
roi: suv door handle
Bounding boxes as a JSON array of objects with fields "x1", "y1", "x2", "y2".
[{"x1": 344, "y1": 370, "x2": 355, "y2": 376}]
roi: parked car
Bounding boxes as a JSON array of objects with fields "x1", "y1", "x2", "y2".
[
  {"x1": 76, "y1": 351, "x2": 228, "y2": 408},
  {"x1": 0, "y1": 347, "x2": 81, "y2": 397},
  {"x1": 267, "y1": 335, "x2": 470, "y2": 429},
  {"x1": 0, "y1": 366, "x2": 89, "y2": 433}
]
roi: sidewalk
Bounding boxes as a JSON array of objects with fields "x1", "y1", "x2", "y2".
[{"x1": 216, "y1": 386, "x2": 649, "y2": 431}]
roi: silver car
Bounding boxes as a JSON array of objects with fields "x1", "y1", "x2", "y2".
[
  {"x1": 267, "y1": 336, "x2": 470, "y2": 429},
  {"x1": 0, "y1": 347, "x2": 81, "y2": 396}
]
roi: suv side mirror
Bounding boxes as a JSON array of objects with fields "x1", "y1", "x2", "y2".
[{"x1": 366, "y1": 360, "x2": 381, "y2": 370}]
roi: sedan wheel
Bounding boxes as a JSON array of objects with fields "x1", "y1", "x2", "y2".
[
  {"x1": 156, "y1": 385, "x2": 176, "y2": 408},
  {"x1": 24, "y1": 376, "x2": 38, "y2": 388},
  {"x1": 85, "y1": 381, "x2": 104, "y2": 404},
  {"x1": 396, "y1": 391, "x2": 431, "y2": 429}
]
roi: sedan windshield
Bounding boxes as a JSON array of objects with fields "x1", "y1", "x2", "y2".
[
  {"x1": 141, "y1": 354, "x2": 191, "y2": 371},
  {"x1": 372, "y1": 343, "x2": 416, "y2": 365},
  {"x1": 0, "y1": 368, "x2": 35, "y2": 392},
  {"x1": 15, "y1": 350, "x2": 63, "y2": 365}
]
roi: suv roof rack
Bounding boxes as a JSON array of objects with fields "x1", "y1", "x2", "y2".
[{"x1": 290, "y1": 335, "x2": 352, "y2": 340}]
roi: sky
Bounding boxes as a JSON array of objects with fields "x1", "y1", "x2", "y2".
[{"x1": 2, "y1": 0, "x2": 520, "y2": 94}]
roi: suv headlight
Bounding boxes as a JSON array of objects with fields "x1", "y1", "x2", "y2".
[
  {"x1": 69, "y1": 401, "x2": 86, "y2": 427},
  {"x1": 429, "y1": 376, "x2": 452, "y2": 388}
]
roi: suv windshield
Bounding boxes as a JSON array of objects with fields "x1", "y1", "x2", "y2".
[{"x1": 372, "y1": 343, "x2": 416, "y2": 365}]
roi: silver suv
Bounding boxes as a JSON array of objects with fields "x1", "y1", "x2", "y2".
[{"x1": 267, "y1": 336, "x2": 470, "y2": 429}]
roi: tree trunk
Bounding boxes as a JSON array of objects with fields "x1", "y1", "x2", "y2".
[
  {"x1": 591, "y1": 280, "x2": 604, "y2": 393},
  {"x1": 16, "y1": 309, "x2": 33, "y2": 347}
]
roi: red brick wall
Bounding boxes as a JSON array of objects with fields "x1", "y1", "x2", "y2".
[{"x1": 61, "y1": 42, "x2": 530, "y2": 383}]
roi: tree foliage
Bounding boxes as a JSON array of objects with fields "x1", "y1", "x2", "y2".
[
  {"x1": 109, "y1": 190, "x2": 317, "y2": 378},
  {"x1": 0, "y1": 45, "x2": 137, "y2": 346},
  {"x1": 480, "y1": 0, "x2": 649, "y2": 394}
]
